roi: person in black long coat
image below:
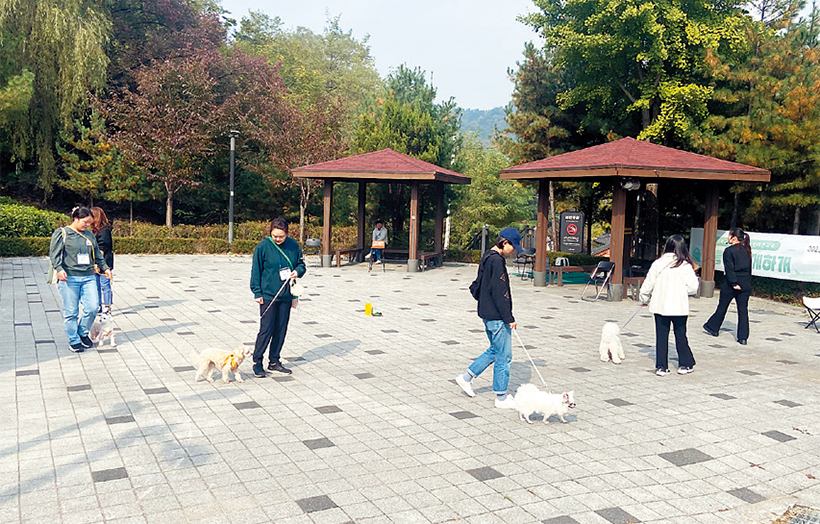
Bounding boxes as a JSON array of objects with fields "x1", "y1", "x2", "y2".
[{"x1": 703, "y1": 228, "x2": 753, "y2": 345}]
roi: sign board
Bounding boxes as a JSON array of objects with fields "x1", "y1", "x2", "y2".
[
  {"x1": 690, "y1": 228, "x2": 820, "y2": 283},
  {"x1": 559, "y1": 211, "x2": 585, "y2": 253}
]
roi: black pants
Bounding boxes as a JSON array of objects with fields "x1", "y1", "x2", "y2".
[
  {"x1": 704, "y1": 284, "x2": 750, "y2": 342},
  {"x1": 253, "y1": 300, "x2": 292, "y2": 364},
  {"x1": 654, "y1": 314, "x2": 695, "y2": 370}
]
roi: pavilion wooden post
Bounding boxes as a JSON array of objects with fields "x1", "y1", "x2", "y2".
[
  {"x1": 609, "y1": 184, "x2": 627, "y2": 301},
  {"x1": 408, "y1": 181, "x2": 420, "y2": 272},
  {"x1": 700, "y1": 184, "x2": 720, "y2": 297},
  {"x1": 357, "y1": 182, "x2": 366, "y2": 262},
  {"x1": 534, "y1": 179, "x2": 550, "y2": 287},
  {"x1": 321, "y1": 180, "x2": 334, "y2": 267},
  {"x1": 434, "y1": 182, "x2": 444, "y2": 258}
]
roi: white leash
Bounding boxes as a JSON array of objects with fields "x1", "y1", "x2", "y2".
[
  {"x1": 620, "y1": 304, "x2": 645, "y2": 330},
  {"x1": 513, "y1": 329, "x2": 548, "y2": 389},
  {"x1": 259, "y1": 278, "x2": 293, "y2": 318}
]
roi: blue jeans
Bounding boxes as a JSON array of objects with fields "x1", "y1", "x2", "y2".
[
  {"x1": 468, "y1": 319, "x2": 512, "y2": 394},
  {"x1": 96, "y1": 274, "x2": 113, "y2": 307},
  {"x1": 370, "y1": 248, "x2": 382, "y2": 261},
  {"x1": 58, "y1": 275, "x2": 100, "y2": 344}
]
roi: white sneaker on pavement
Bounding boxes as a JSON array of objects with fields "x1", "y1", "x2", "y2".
[
  {"x1": 455, "y1": 375, "x2": 475, "y2": 397},
  {"x1": 494, "y1": 396, "x2": 516, "y2": 409}
]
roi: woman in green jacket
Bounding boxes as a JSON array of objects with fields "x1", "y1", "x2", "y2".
[
  {"x1": 50, "y1": 206, "x2": 112, "y2": 353},
  {"x1": 250, "y1": 218, "x2": 306, "y2": 377}
]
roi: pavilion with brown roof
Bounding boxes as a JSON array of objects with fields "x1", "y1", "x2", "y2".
[
  {"x1": 500, "y1": 137, "x2": 770, "y2": 299},
  {"x1": 292, "y1": 148, "x2": 471, "y2": 272}
]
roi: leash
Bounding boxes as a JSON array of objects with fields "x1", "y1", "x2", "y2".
[
  {"x1": 259, "y1": 278, "x2": 293, "y2": 319},
  {"x1": 620, "y1": 304, "x2": 645, "y2": 330},
  {"x1": 513, "y1": 329, "x2": 549, "y2": 389}
]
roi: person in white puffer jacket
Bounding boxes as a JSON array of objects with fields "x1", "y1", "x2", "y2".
[{"x1": 639, "y1": 235, "x2": 700, "y2": 376}]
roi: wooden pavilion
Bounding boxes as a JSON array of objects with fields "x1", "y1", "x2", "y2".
[
  {"x1": 500, "y1": 137, "x2": 770, "y2": 299},
  {"x1": 292, "y1": 149, "x2": 471, "y2": 272}
]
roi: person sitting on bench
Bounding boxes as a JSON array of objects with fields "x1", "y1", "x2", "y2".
[{"x1": 371, "y1": 220, "x2": 388, "y2": 264}]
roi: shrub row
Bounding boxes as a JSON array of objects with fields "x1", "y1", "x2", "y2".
[
  {"x1": 0, "y1": 237, "x2": 258, "y2": 256},
  {"x1": 0, "y1": 203, "x2": 68, "y2": 237}
]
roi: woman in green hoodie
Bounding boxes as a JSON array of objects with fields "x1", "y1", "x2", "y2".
[
  {"x1": 50, "y1": 206, "x2": 112, "y2": 353},
  {"x1": 250, "y1": 218, "x2": 306, "y2": 377}
]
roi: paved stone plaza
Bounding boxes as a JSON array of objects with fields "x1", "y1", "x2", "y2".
[{"x1": 2, "y1": 254, "x2": 819, "y2": 524}]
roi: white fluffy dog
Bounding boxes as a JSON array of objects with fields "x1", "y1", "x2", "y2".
[
  {"x1": 599, "y1": 321, "x2": 625, "y2": 364},
  {"x1": 514, "y1": 383, "x2": 576, "y2": 424},
  {"x1": 89, "y1": 312, "x2": 115, "y2": 347},
  {"x1": 191, "y1": 346, "x2": 252, "y2": 384}
]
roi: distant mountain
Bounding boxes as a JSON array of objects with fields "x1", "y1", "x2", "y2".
[{"x1": 461, "y1": 107, "x2": 507, "y2": 146}]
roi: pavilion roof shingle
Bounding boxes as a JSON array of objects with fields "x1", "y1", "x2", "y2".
[
  {"x1": 500, "y1": 137, "x2": 770, "y2": 182},
  {"x1": 292, "y1": 148, "x2": 470, "y2": 184}
]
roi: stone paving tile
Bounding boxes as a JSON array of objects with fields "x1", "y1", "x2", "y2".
[{"x1": 4, "y1": 255, "x2": 820, "y2": 523}]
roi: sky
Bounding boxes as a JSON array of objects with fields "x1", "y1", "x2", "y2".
[{"x1": 218, "y1": 0, "x2": 541, "y2": 110}]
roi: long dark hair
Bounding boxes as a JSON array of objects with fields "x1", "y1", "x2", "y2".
[
  {"x1": 663, "y1": 235, "x2": 695, "y2": 268},
  {"x1": 728, "y1": 228, "x2": 752, "y2": 259}
]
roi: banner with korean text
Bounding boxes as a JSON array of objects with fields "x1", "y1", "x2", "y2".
[{"x1": 690, "y1": 228, "x2": 820, "y2": 283}]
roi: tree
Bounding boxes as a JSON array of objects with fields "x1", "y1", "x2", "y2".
[
  {"x1": 220, "y1": 51, "x2": 346, "y2": 241},
  {"x1": 234, "y1": 14, "x2": 381, "y2": 136},
  {"x1": 353, "y1": 65, "x2": 464, "y2": 236},
  {"x1": 694, "y1": 6, "x2": 820, "y2": 234},
  {"x1": 101, "y1": 52, "x2": 221, "y2": 227},
  {"x1": 449, "y1": 135, "x2": 536, "y2": 248},
  {"x1": 521, "y1": 0, "x2": 748, "y2": 144},
  {"x1": 0, "y1": 0, "x2": 111, "y2": 197},
  {"x1": 57, "y1": 108, "x2": 124, "y2": 206}
]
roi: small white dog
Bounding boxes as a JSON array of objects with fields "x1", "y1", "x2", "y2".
[
  {"x1": 514, "y1": 383, "x2": 576, "y2": 424},
  {"x1": 599, "y1": 322, "x2": 625, "y2": 364},
  {"x1": 191, "y1": 346, "x2": 252, "y2": 384},
  {"x1": 89, "y1": 312, "x2": 115, "y2": 347}
]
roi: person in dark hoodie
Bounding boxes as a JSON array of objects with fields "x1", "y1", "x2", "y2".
[
  {"x1": 703, "y1": 228, "x2": 753, "y2": 345},
  {"x1": 455, "y1": 227, "x2": 523, "y2": 409},
  {"x1": 250, "y1": 218, "x2": 306, "y2": 377}
]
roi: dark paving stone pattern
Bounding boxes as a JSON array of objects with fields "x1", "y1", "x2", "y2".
[
  {"x1": 450, "y1": 411, "x2": 478, "y2": 420},
  {"x1": 727, "y1": 487, "x2": 766, "y2": 504},
  {"x1": 466, "y1": 466, "x2": 504, "y2": 481},
  {"x1": 296, "y1": 495, "x2": 338, "y2": 513},
  {"x1": 762, "y1": 430, "x2": 796, "y2": 442},
  {"x1": 659, "y1": 448, "x2": 714, "y2": 466},
  {"x1": 595, "y1": 507, "x2": 641, "y2": 524},
  {"x1": 303, "y1": 438, "x2": 335, "y2": 450},
  {"x1": 91, "y1": 467, "x2": 128, "y2": 483}
]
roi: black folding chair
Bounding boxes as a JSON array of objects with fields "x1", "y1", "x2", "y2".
[
  {"x1": 581, "y1": 261, "x2": 616, "y2": 301},
  {"x1": 804, "y1": 296, "x2": 820, "y2": 333},
  {"x1": 513, "y1": 247, "x2": 535, "y2": 280}
]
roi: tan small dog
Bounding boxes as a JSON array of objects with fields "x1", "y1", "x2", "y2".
[{"x1": 191, "y1": 346, "x2": 252, "y2": 384}]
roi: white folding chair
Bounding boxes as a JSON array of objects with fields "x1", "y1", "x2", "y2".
[{"x1": 803, "y1": 296, "x2": 820, "y2": 333}]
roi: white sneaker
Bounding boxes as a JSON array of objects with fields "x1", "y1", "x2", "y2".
[
  {"x1": 494, "y1": 396, "x2": 516, "y2": 409},
  {"x1": 455, "y1": 375, "x2": 475, "y2": 397},
  {"x1": 375, "y1": 260, "x2": 381, "y2": 264},
  {"x1": 655, "y1": 368, "x2": 671, "y2": 376},
  {"x1": 677, "y1": 366, "x2": 694, "y2": 375}
]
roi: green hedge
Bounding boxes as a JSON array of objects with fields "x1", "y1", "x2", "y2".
[
  {"x1": 0, "y1": 203, "x2": 67, "y2": 237},
  {"x1": 0, "y1": 237, "x2": 258, "y2": 256}
]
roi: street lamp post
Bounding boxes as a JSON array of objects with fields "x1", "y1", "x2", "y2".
[{"x1": 228, "y1": 130, "x2": 239, "y2": 244}]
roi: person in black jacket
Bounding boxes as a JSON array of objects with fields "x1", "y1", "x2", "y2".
[
  {"x1": 91, "y1": 207, "x2": 114, "y2": 313},
  {"x1": 455, "y1": 228, "x2": 523, "y2": 409},
  {"x1": 703, "y1": 228, "x2": 753, "y2": 344}
]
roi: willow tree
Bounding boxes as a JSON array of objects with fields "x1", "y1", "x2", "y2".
[{"x1": 0, "y1": 0, "x2": 111, "y2": 197}]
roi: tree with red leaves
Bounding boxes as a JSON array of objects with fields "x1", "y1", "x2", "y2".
[{"x1": 100, "y1": 50, "x2": 222, "y2": 227}]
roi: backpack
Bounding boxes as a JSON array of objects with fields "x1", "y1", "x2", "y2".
[{"x1": 469, "y1": 251, "x2": 495, "y2": 300}]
